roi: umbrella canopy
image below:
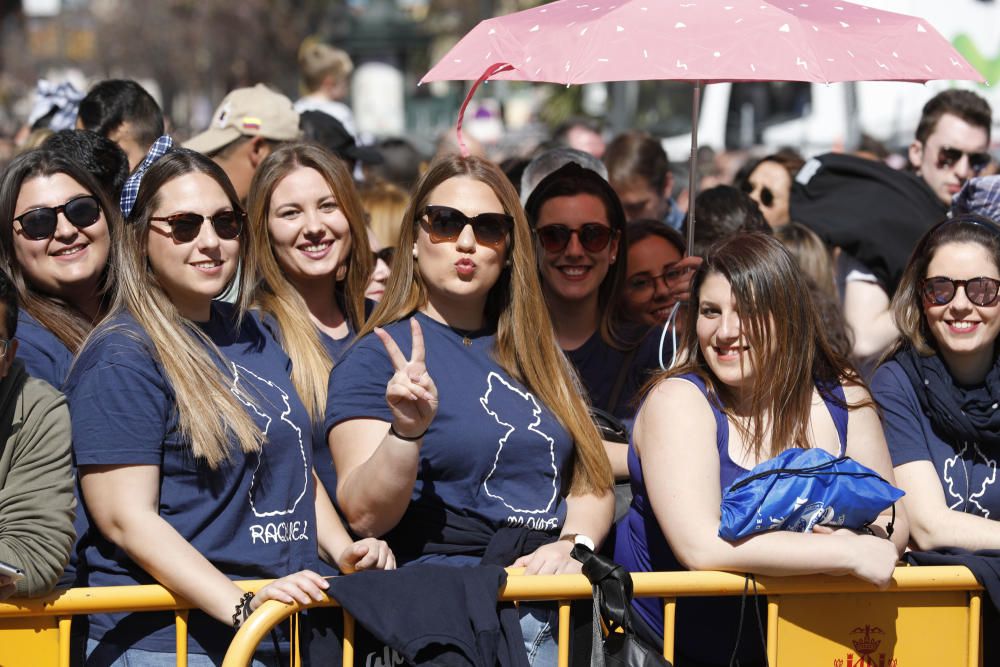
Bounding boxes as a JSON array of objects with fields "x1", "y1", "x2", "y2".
[
  {"x1": 421, "y1": 0, "x2": 983, "y2": 86},
  {"x1": 421, "y1": 0, "x2": 983, "y2": 251}
]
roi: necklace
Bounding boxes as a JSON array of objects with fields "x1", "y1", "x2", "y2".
[{"x1": 449, "y1": 325, "x2": 476, "y2": 347}]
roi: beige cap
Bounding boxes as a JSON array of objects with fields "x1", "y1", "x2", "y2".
[{"x1": 184, "y1": 84, "x2": 301, "y2": 155}]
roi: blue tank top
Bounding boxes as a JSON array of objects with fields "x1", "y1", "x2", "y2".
[{"x1": 613, "y1": 372, "x2": 848, "y2": 665}]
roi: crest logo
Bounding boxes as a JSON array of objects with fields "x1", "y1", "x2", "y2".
[{"x1": 832, "y1": 624, "x2": 897, "y2": 667}]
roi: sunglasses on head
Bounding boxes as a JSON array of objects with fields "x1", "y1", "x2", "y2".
[
  {"x1": 935, "y1": 146, "x2": 991, "y2": 173},
  {"x1": 13, "y1": 194, "x2": 101, "y2": 240},
  {"x1": 149, "y1": 210, "x2": 244, "y2": 243},
  {"x1": 740, "y1": 181, "x2": 774, "y2": 208},
  {"x1": 418, "y1": 205, "x2": 513, "y2": 250},
  {"x1": 922, "y1": 275, "x2": 1000, "y2": 307},
  {"x1": 535, "y1": 223, "x2": 615, "y2": 253}
]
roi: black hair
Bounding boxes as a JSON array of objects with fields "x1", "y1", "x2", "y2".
[
  {"x1": 0, "y1": 270, "x2": 17, "y2": 339},
  {"x1": 627, "y1": 218, "x2": 686, "y2": 256},
  {"x1": 691, "y1": 185, "x2": 771, "y2": 256},
  {"x1": 77, "y1": 79, "x2": 164, "y2": 150},
  {"x1": 915, "y1": 90, "x2": 992, "y2": 145},
  {"x1": 41, "y1": 130, "x2": 130, "y2": 201}
]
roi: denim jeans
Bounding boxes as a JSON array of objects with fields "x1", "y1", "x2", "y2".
[
  {"x1": 520, "y1": 604, "x2": 559, "y2": 666},
  {"x1": 85, "y1": 637, "x2": 280, "y2": 667}
]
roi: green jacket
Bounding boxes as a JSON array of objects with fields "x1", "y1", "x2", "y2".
[{"x1": 0, "y1": 359, "x2": 75, "y2": 597}]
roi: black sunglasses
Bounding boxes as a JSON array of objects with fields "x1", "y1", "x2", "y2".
[
  {"x1": 535, "y1": 223, "x2": 614, "y2": 253},
  {"x1": 419, "y1": 205, "x2": 513, "y2": 250},
  {"x1": 922, "y1": 276, "x2": 1000, "y2": 307},
  {"x1": 740, "y1": 181, "x2": 774, "y2": 208},
  {"x1": 149, "y1": 210, "x2": 244, "y2": 243},
  {"x1": 936, "y1": 146, "x2": 991, "y2": 173},
  {"x1": 373, "y1": 247, "x2": 394, "y2": 264},
  {"x1": 13, "y1": 195, "x2": 101, "y2": 240}
]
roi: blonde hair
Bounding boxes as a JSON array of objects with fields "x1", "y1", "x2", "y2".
[
  {"x1": 361, "y1": 155, "x2": 612, "y2": 496},
  {"x1": 105, "y1": 148, "x2": 262, "y2": 468},
  {"x1": 774, "y1": 222, "x2": 837, "y2": 302},
  {"x1": 359, "y1": 179, "x2": 409, "y2": 248},
  {"x1": 298, "y1": 39, "x2": 354, "y2": 93},
  {"x1": 247, "y1": 142, "x2": 373, "y2": 422}
]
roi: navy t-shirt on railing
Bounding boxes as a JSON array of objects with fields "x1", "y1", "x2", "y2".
[
  {"x1": 326, "y1": 311, "x2": 575, "y2": 564},
  {"x1": 66, "y1": 303, "x2": 318, "y2": 657}
]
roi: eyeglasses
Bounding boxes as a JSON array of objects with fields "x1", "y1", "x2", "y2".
[
  {"x1": 535, "y1": 223, "x2": 615, "y2": 253},
  {"x1": 626, "y1": 264, "x2": 690, "y2": 295},
  {"x1": 922, "y1": 276, "x2": 1000, "y2": 307},
  {"x1": 935, "y1": 146, "x2": 991, "y2": 173},
  {"x1": 418, "y1": 205, "x2": 513, "y2": 250},
  {"x1": 149, "y1": 210, "x2": 245, "y2": 243},
  {"x1": 373, "y1": 247, "x2": 394, "y2": 264},
  {"x1": 13, "y1": 195, "x2": 101, "y2": 240},
  {"x1": 740, "y1": 181, "x2": 774, "y2": 208}
]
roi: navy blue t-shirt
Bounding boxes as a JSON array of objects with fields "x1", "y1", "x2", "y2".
[
  {"x1": 873, "y1": 360, "x2": 1000, "y2": 519},
  {"x1": 66, "y1": 303, "x2": 318, "y2": 656},
  {"x1": 15, "y1": 310, "x2": 74, "y2": 389},
  {"x1": 326, "y1": 312, "x2": 575, "y2": 563},
  {"x1": 564, "y1": 324, "x2": 666, "y2": 421}
]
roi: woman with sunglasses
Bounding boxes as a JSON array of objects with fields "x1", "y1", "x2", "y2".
[
  {"x1": 872, "y1": 213, "x2": 1000, "y2": 555},
  {"x1": 66, "y1": 149, "x2": 391, "y2": 665},
  {"x1": 0, "y1": 148, "x2": 120, "y2": 388},
  {"x1": 524, "y1": 162, "x2": 667, "y2": 478},
  {"x1": 616, "y1": 233, "x2": 906, "y2": 667},
  {"x1": 739, "y1": 150, "x2": 804, "y2": 229},
  {"x1": 327, "y1": 155, "x2": 613, "y2": 662},
  {"x1": 246, "y1": 143, "x2": 373, "y2": 513}
]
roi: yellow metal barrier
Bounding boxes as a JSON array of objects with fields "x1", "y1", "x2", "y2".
[
  {"x1": 0, "y1": 580, "x2": 268, "y2": 667},
  {"x1": 222, "y1": 566, "x2": 983, "y2": 667}
]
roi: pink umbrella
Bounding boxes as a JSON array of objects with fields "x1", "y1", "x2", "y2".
[{"x1": 421, "y1": 0, "x2": 983, "y2": 249}]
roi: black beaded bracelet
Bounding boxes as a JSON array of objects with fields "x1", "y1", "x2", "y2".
[
  {"x1": 389, "y1": 424, "x2": 427, "y2": 442},
  {"x1": 232, "y1": 591, "x2": 255, "y2": 630}
]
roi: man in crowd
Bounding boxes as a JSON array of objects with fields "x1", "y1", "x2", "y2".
[
  {"x1": 184, "y1": 83, "x2": 301, "y2": 203},
  {"x1": 0, "y1": 271, "x2": 75, "y2": 600},
  {"x1": 604, "y1": 130, "x2": 685, "y2": 230},
  {"x1": 76, "y1": 79, "x2": 164, "y2": 172}
]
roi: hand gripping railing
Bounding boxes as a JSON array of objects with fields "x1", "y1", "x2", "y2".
[{"x1": 222, "y1": 565, "x2": 984, "y2": 667}]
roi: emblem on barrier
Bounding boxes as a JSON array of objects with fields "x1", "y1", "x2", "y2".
[{"x1": 831, "y1": 625, "x2": 898, "y2": 667}]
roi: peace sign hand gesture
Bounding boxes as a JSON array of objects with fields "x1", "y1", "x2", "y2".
[{"x1": 375, "y1": 318, "x2": 439, "y2": 439}]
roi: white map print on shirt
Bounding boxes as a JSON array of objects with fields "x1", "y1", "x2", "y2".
[
  {"x1": 480, "y1": 372, "x2": 559, "y2": 514},
  {"x1": 230, "y1": 363, "x2": 310, "y2": 518},
  {"x1": 943, "y1": 441, "x2": 997, "y2": 518}
]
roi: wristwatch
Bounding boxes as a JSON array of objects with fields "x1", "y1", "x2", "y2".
[{"x1": 560, "y1": 533, "x2": 595, "y2": 551}]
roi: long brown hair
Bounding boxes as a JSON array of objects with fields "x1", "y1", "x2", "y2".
[
  {"x1": 665, "y1": 232, "x2": 867, "y2": 461},
  {"x1": 361, "y1": 155, "x2": 612, "y2": 495},
  {"x1": 247, "y1": 143, "x2": 373, "y2": 421},
  {"x1": 0, "y1": 148, "x2": 121, "y2": 352},
  {"x1": 889, "y1": 213, "x2": 1000, "y2": 358},
  {"x1": 103, "y1": 148, "x2": 262, "y2": 468}
]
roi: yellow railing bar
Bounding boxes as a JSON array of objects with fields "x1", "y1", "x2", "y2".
[
  {"x1": 221, "y1": 566, "x2": 983, "y2": 667},
  {"x1": 766, "y1": 599, "x2": 779, "y2": 666},
  {"x1": 0, "y1": 580, "x2": 269, "y2": 618},
  {"x1": 557, "y1": 600, "x2": 571, "y2": 667},
  {"x1": 57, "y1": 616, "x2": 72, "y2": 667},
  {"x1": 343, "y1": 611, "x2": 355, "y2": 667},
  {"x1": 662, "y1": 598, "x2": 675, "y2": 662},
  {"x1": 175, "y1": 608, "x2": 189, "y2": 667},
  {"x1": 968, "y1": 591, "x2": 982, "y2": 667}
]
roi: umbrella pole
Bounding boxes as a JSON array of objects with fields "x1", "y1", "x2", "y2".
[{"x1": 685, "y1": 81, "x2": 703, "y2": 256}]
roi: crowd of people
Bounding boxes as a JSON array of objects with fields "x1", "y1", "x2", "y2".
[{"x1": 1, "y1": 37, "x2": 1000, "y2": 667}]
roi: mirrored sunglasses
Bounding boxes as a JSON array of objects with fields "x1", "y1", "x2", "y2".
[
  {"x1": 921, "y1": 275, "x2": 1000, "y2": 307},
  {"x1": 13, "y1": 195, "x2": 101, "y2": 240},
  {"x1": 149, "y1": 210, "x2": 244, "y2": 243},
  {"x1": 535, "y1": 223, "x2": 614, "y2": 253},
  {"x1": 418, "y1": 205, "x2": 513, "y2": 250}
]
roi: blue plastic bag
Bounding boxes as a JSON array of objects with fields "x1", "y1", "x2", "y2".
[{"x1": 719, "y1": 447, "x2": 904, "y2": 541}]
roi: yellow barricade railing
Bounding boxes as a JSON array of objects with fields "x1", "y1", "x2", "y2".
[
  {"x1": 222, "y1": 565, "x2": 984, "y2": 667},
  {"x1": 0, "y1": 580, "x2": 269, "y2": 667}
]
